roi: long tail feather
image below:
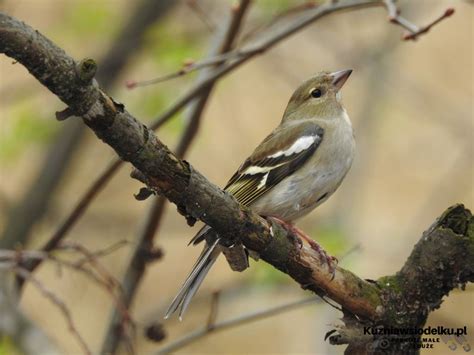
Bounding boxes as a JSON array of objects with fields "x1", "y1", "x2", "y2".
[
  {"x1": 164, "y1": 237, "x2": 220, "y2": 319},
  {"x1": 178, "y1": 253, "x2": 218, "y2": 319}
]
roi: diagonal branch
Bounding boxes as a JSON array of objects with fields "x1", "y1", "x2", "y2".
[
  {"x1": 157, "y1": 296, "x2": 320, "y2": 354},
  {"x1": 383, "y1": 0, "x2": 455, "y2": 41},
  {"x1": 100, "y1": 1, "x2": 252, "y2": 353}
]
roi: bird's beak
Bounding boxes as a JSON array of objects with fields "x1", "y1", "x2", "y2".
[{"x1": 331, "y1": 69, "x2": 352, "y2": 91}]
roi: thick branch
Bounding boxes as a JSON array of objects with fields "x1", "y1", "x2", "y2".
[{"x1": 379, "y1": 205, "x2": 474, "y2": 327}]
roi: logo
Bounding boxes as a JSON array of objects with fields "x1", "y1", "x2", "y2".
[{"x1": 363, "y1": 326, "x2": 471, "y2": 352}]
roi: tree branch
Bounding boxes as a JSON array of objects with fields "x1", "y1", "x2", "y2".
[
  {"x1": 100, "y1": 2, "x2": 252, "y2": 353},
  {"x1": 157, "y1": 296, "x2": 320, "y2": 354},
  {"x1": 383, "y1": 0, "x2": 455, "y2": 41}
]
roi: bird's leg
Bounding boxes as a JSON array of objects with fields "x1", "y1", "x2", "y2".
[{"x1": 267, "y1": 216, "x2": 338, "y2": 277}]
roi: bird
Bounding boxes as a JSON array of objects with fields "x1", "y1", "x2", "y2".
[{"x1": 165, "y1": 69, "x2": 355, "y2": 320}]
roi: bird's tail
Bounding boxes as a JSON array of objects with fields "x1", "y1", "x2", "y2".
[{"x1": 164, "y1": 226, "x2": 220, "y2": 320}]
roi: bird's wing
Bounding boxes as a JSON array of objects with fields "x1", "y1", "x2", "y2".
[{"x1": 224, "y1": 120, "x2": 324, "y2": 207}]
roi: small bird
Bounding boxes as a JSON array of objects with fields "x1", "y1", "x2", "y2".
[{"x1": 165, "y1": 69, "x2": 355, "y2": 319}]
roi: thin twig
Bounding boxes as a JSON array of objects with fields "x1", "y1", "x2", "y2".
[
  {"x1": 14, "y1": 267, "x2": 92, "y2": 355},
  {"x1": 127, "y1": 49, "x2": 253, "y2": 88},
  {"x1": 402, "y1": 8, "x2": 455, "y2": 41},
  {"x1": 241, "y1": 1, "x2": 319, "y2": 43},
  {"x1": 157, "y1": 297, "x2": 320, "y2": 354},
  {"x1": 18, "y1": 158, "x2": 123, "y2": 290},
  {"x1": 5, "y1": 243, "x2": 134, "y2": 336},
  {"x1": 206, "y1": 291, "x2": 221, "y2": 330},
  {"x1": 71, "y1": 239, "x2": 130, "y2": 267},
  {"x1": 185, "y1": 0, "x2": 216, "y2": 32},
  {"x1": 383, "y1": 0, "x2": 454, "y2": 41}
]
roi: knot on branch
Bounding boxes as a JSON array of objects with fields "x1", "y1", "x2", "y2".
[
  {"x1": 436, "y1": 203, "x2": 471, "y2": 236},
  {"x1": 377, "y1": 204, "x2": 473, "y2": 328},
  {"x1": 145, "y1": 322, "x2": 167, "y2": 343},
  {"x1": 76, "y1": 58, "x2": 97, "y2": 84}
]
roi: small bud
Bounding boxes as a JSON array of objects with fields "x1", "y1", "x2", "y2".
[
  {"x1": 145, "y1": 323, "x2": 166, "y2": 343},
  {"x1": 76, "y1": 58, "x2": 97, "y2": 83},
  {"x1": 56, "y1": 107, "x2": 74, "y2": 121},
  {"x1": 444, "y1": 8, "x2": 455, "y2": 17},
  {"x1": 134, "y1": 187, "x2": 154, "y2": 201},
  {"x1": 143, "y1": 247, "x2": 164, "y2": 262},
  {"x1": 183, "y1": 58, "x2": 194, "y2": 67},
  {"x1": 125, "y1": 80, "x2": 137, "y2": 89}
]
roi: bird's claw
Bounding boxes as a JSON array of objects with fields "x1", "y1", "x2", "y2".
[{"x1": 267, "y1": 216, "x2": 337, "y2": 279}]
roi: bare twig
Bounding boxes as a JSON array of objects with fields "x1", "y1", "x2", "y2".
[
  {"x1": 241, "y1": 0, "x2": 319, "y2": 43},
  {"x1": 402, "y1": 8, "x2": 455, "y2": 41},
  {"x1": 130, "y1": 0, "x2": 456, "y2": 89},
  {"x1": 206, "y1": 291, "x2": 221, "y2": 330},
  {"x1": 18, "y1": 159, "x2": 123, "y2": 290},
  {"x1": 127, "y1": 50, "x2": 253, "y2": 88},
  {"x1": 185, "y1": 0, "x2": 216, "y2": 32},
  {"x1": 157, "y1": 297, "x2": 320, "y2": 354},
  {"x1": 2, "y1": 243, "x2": 133, "y2": 354},
  {"x1": 72, "y1": 239, "x2": 130, "y2": 267},
  {"x1": 14, "y1": 267, "x2": 91, "y2": 355},
  {"x1": 383, "y1": 0, "x2": 455, "y2": 40}
]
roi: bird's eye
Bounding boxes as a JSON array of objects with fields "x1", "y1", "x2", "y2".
[{"x1": 310, "y1": 88, "x2": 322, "y2": 98}]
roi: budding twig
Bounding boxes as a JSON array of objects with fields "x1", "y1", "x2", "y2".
[{"x1": 383, "y1": 0, "x2": 455, "y2": 41}]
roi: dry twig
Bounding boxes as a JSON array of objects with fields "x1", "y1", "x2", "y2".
[
  {"x1": 157, "y1": 297, "x2": 320, "y2": 354},
  {"x1": 383, "y1": 0, "x2": 455, "y2": 40},
  {"x1": 14, "y1": 267, "x2": 91, "y2": 355}
]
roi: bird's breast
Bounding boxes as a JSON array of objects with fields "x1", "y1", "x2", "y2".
[{"x1": 251, "y1": 116, "x2": 355, "y2": 221}]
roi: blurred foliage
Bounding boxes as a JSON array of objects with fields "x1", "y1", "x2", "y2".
[
  {"x1": 134, "y1": 18, "x2": 208, "y2": 140},
  {"x1": 137, "y1": 88, "x2": 186, "y2": 140},
  {"x1": 0, "y1": 103, "x2": 57, "y2": 163},
  {"x1": 53, "y1": 1, "x2": 119, "y2": 41},
  {"x1": 0, "y1": 337, "x2": 20, "y2": 355},
  {"x1": 310, "y1": 223, "x2": 348, "y2": 257},
  {"x1": 256, "y1": 0, "x2": 326, "y2": 18},
  {"x1": 257, "y1": 0, "x2": 295, "y2": 16},
  {"x1": 250, "y1": 258, "x2": 291, "y2": 286},
  {"x1": 146, "y1": 21, "x2": 204, "y2": 69}
]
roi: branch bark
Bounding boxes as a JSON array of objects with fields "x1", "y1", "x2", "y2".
[
  {"x1": 100, "y1": 2, "x2": 252, "y2": 353},
  {"x1": 0, "y1": 3, "x2": 469, "y2": 353}
]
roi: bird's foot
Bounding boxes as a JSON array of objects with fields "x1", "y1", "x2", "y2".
[{"x1": 268, "y1": 216, "x2": 338, "y2": 278}]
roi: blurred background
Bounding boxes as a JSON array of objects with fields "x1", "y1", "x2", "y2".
[{"x1": 0, "y1": 0, "x2": 472, "y2": 354}]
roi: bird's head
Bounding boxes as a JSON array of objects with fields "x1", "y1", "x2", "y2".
[{"x1": 282, "y1": 69, "x2": 352, "y2": 121}]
